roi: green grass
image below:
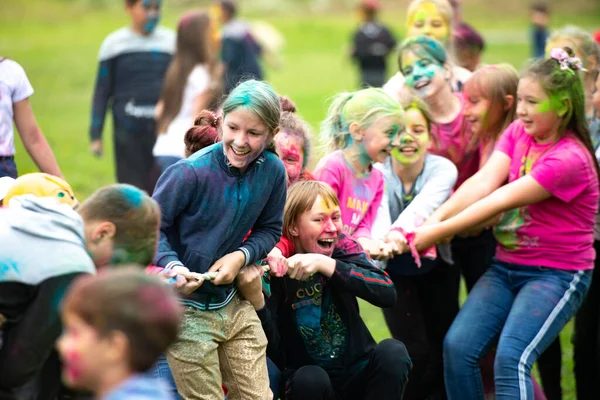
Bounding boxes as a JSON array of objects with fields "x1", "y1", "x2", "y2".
[{"x1": 3, "y1": 1, "x2": 599, "y2": 398}]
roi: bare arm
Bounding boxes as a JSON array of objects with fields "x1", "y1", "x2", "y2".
[
  {"x1": 13, "y1": 98, "x2": 62, "y2": 177},
  {"x1": 426, "y1": 151, "x2": 511, "y2": 224},
  {"x1": 415, "y1": 175, "x2": 552, "y2": 250}
]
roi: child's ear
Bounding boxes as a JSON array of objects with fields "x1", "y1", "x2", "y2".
[
  {"x1": 105, "y1": 331, "x2": 129, "y2": 363},
  {"x1": 289, "y1": 223, "x2": 300, "y2": 238},
  {"x1": 92, "y1": 221, "x2": 117, "y2": 243},
  {"x1": 443, "y1": 63, "x2": 452, "y2": 81},
  {"x1": 504, "y1": 95, "x2": 515, "y2": 111},
  {"x1": 349, "y1": 122, "x2": 363, "y2": 142},
  {"x1": 557, "y1": 97, "x2": 571, "y2": 117}
]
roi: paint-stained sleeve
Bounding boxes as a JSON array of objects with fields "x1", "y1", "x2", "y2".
[
  {"x1": 152, "y1": 162, "x2": 197, "y2": 269},
  {"x1": 275, "y1": 236, "x2": 295, "y2": 258},
  {"x1": 328, "y1": 234, "x2": 396, "y2": 308},
  {"x1": 239, "y1": 162, "x2": 287, "y2": 265},
  {"x1": 89, "y1": 59, "x2": 114, "y2": 141},
  {"x1": 353, "y1": 172, "x2": 384, "y2": 239}
]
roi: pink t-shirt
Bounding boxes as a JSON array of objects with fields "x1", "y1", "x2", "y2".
[
  {"x1": 494, "y1": 120, "x2": 599, "y2": 270},
  {"x1": 314, "y1": 150, "x2": 384, "y2": 239},
  {"x1": 429, "y1": 93, "x2": 479, "y2": 189}
]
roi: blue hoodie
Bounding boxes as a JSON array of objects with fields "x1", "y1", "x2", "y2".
[
  {"x1": 152, "y1": 142, "x2": 286, "y2": 310},
  {"x1": 102, "y1": 374, "x2": 174, "y2": 400}
]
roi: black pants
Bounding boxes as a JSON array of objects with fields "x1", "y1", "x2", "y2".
[
  {"x1": 113, "y1": 125, "x2": 159, "y2": 194},
  {"x1": 283, "y1": 339, "x2": 411, "y2": 400},
  {"x1": 0, "y1": 274, "x2": 82, "y2": 399},
  {"x1": 382, "y1": 258, "x2": 460, "y2": 400},
  {"x1": 451, "y1": 229, "x2": 497, "y2": 292},
  {"x1": 359, "y1": 68, "x2": 386, "y2": 88},
  {"x1": 573, "y1": 240, "x2": 600, "y2": 400}
]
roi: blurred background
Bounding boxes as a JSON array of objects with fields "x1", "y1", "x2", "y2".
[{"x1": 2, "y1": 1, "x2": 599, "y2": 396}]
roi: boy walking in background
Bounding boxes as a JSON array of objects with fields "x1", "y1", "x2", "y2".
[{"x1": 89, "y1": 0, "x2": 175, "y2": 193}]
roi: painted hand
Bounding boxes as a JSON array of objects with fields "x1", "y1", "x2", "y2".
[
  {"x1": 287, "y1": 253, "x2": 335, "y2": 280},
  {"x1": 385, "y1": 230, "x2": 409, "y2": 255},
  {"x1": 209, "y1": 250, "x2": 246, "y2": 285},
  {"x1": 266, "y1": 247, "x2": 288, "y2": 277},
  {"x1": 236, "y1": 264, "x2": 266, "y2": 310},
  {"x1": 158, "y1": 266, "x2": 204, "y2": 295}
]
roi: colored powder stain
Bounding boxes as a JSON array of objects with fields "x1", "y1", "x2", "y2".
[
  {"x1": 120, "y1": 186, "x2": 143, "y2": 208},
  {"x1": 0, "y1": 260, "x2": 19, "y2": 281},
  {"x1": 319, "y1": 197, "x2": 334, "y2": 214},
  {"x1": 65, "y1": 350, "x2": 83, "y2": 381},
  {"x1": 413, "y1": 9, "x2": 428, "y2": 23},
  {"x1": 537, "y1": 99, "x2": 553, "y2": 113}
]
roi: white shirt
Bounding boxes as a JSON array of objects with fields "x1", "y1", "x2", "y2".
[
  {"x1": 153, "y1": 65, "x2": 210, "y2": 158},
  {"x1": 0, "y1": 59, "x2": 34, "y2": 156}
]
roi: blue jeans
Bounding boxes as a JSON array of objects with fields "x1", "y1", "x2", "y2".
[
  {"x1": 443, "y1": 259, "x2": 591, "y2": 400},
  {"x1": 0, "y1": 157, "x2": 17, "y2": 178},
  {"x1": 150, "y1": 353, "x2": 282, "y2": 399}
]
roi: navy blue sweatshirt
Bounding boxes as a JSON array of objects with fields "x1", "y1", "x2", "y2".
[
  {"x1": 152, "y1": 142, "x2": 287, "y2": 310},
  {"x1": 90, "y1": 26, "x2": 175, "y2": 141}
]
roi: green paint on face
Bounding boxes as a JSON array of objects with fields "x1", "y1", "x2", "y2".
[
  {"x1": 414, "y1": 9, "x2": 427, "y2": 23},
  {"x1": 536, "y1": 99, "x2": 553, "y2": 113}
]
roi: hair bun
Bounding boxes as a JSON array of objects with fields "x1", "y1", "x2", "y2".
[
  {"x1": 562, "y1": 46, "x2": 575, "y2": 58},
  {"x1": 185, "y1": 110, "x2": 221, "y2": 156},
  {"x1": 279, "y1": 96, "x2": 297, "y2": 113}
]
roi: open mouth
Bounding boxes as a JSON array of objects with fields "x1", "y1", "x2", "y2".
[
  {"x1": 317, "y1": 238, "x2": 336, "y2": 250},
  {"x1": 231, "y1": 147, "x2": 250, "y2": 156},
  {"x1": 413, "y1": 79, "x2": 431, "y2": 91},
  {"x1": 399, "y1": 146, "x2": 418, "y2": 156}
]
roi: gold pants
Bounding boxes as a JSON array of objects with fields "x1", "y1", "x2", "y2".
[{"x1": 167, "y1": 295, "x2": 270, "y2": 400}]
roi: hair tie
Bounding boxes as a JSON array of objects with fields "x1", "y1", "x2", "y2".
[{"x1": 550, "y1": 48, "x2": 587, "y2": 72}]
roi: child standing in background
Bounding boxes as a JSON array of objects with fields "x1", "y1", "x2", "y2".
[
  {"x1": 350, "y1": 0, "x2": 397, "y2": 88},
  {"x1": 153, "y1": 10, "x2": 222, "y2": 173},
  {"x1": 58, "y1": 269, "x2": 182, "y2": 400},
  {"x1": 314, "y1": 88, "x2": 404, "y2": 260},
  {"x1": 152, "y1": 80, "x2": 286, "y2": 400},
  {"x1": 89, "y1": 0, "x2": 175, "y2": 193},
  {"x1": 530, "y1": 2, "x2": 550, "y2": 59},
  {"x1": 0, "y1": 58, "x2": 62, "y2": 178}
]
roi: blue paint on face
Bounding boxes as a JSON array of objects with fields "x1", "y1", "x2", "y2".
[
  {"x1": 401, "y1": 54, "x2": 442, "y2": 90},
  {"x1": 142, "y1": 0, "x2": 161, "y2": 33},
  {"x1": 120, "y1": 186, "x2": 143, "y2": 208}
]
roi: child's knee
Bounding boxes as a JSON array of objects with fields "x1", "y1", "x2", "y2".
[{"x1": 373, "y1": 338, "x2": 412, "y2": 378}]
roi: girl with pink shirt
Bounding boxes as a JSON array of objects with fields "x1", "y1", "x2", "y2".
[
  {"x1": 314, "y1": 87, "x2": 404, "y2": 260},
  {"x1": 414, "y1": 48, "x2": 599, "y2": 399}
]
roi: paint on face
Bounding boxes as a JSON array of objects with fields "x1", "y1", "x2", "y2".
[
  {"x1": 57, "y1": 312, "x2": 103, "y2": 391},
  {"x1": 222, "y1": 107, "x2": 272, "y2": 174},
  {"x1": 407, "y1": 2, "x2": 450, "y2": 43},
  {"x1": 516, "y1": 76, "x2": 563, "y2": 142},
  {"x1": 292, "y1": 195, "x2": 343, "y2": 257},
  {"x1": 391, "y1": 108, "x2": 430, "y2": 165},
  {"x1": 275, "y1": 132, "x2": 305, "y2": 187},
  {"x1": 361, "y1": 116, "x2": 404, "y2": 164},
  {"x1": 401, "y1": 51, "x2": 444, "y2": 98},
  {"x1": 463, "y1": 90, "x2": 494, "y2": 136},
  {"x1": 592, "y1": 73, "x2": 600, "y2": 112},
  {"x1": 142, "y1": 0, "x2": 161, "y2": 33}
]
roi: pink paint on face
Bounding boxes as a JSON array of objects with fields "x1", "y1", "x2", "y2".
[
  {"x1": 275, "y1": 132, "x2": 305, "y2": 187},
  {"x1": 291, "y1": 196, "x2": 343, "y2": 257}
]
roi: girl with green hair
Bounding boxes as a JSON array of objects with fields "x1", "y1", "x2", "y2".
[{"x1": 314, "y1": 87, "x2": 404, "y2": 259}]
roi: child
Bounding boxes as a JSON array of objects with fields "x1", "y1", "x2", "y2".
[
  {"x1": 398, "y1": 35, "x2": 498, "y2": 291},
  {"x1": 383, "y1": 0, "x2": 472, "y2": 99},
  {"x1": 530, "y1": 2, "x2": 550, "y2": 59},
  {"x1": 153, "y1": 10, "x2": 222, "y2": 173},
  {"x1": 454, "y1": 22, "x2": 485, "y2": 72},
  {"x1": 152, "y1": 79, "x2": 287, "y2": 399},
  {"x1": 0, "y1": 179, "x2": 160, "y2": 397},
  {"x1": 350, "y1": 0, "x2": 397, "y2": 88},
  {"x1": 57, "y1": 268, "x2": 182, "y2": 400},
  {"x1": 545, "y1": 25, "x2": 600, "y2": 119},
  {"x1": 463, "y1": 64, "x2": 519, "y2": 168},
  {"x1": 314, "y1": 87, "x2": 404, "y2": 259},
  {"x1": 371, "y1": 95, "x2": 458, "y2": 400},
  {"x1": 216, "y1": 0, "x2": 263, "y2": 94},
  {"x1": 274, "y1": 96, "x2": 313, "y2": 187},
  {"x1": 238, "y1": 181, "x2": 411, "y2": 400},
  {"x1": 89, "y1": 0, "x2": 175, "y2": 193},
  {"x1": 415, "y1": 48, "x2": 598, "y2": 399},
  {"x1": 0, "y1": 57, "x2": 62, "y2": 178}
]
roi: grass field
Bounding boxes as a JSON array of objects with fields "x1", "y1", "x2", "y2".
[{"x1": 2, "y1": 0, "x2": 599, "y2": 397}]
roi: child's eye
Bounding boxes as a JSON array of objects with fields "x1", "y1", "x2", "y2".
[
  {"x1": 285, "y1": 157, "x2": 298, "y2": 163},
  {"x1": 314, "y1": 218, "x2": 323, "y2": 223},
  {"x1": 414, "y1": 21, "x2": 425, "y2": 28},
  {"x1": 249, "y1": 131, "x2": 262, "y2": 137},
  {"x1": 431, "y1": 20, "x2": 443, "y2": 28},
  {"x1": 403, "y1": 67, "x2": 413, "y2": 75},
  {"x1": 227, "y1": 125, "x2": 237, "y2": 131}
]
